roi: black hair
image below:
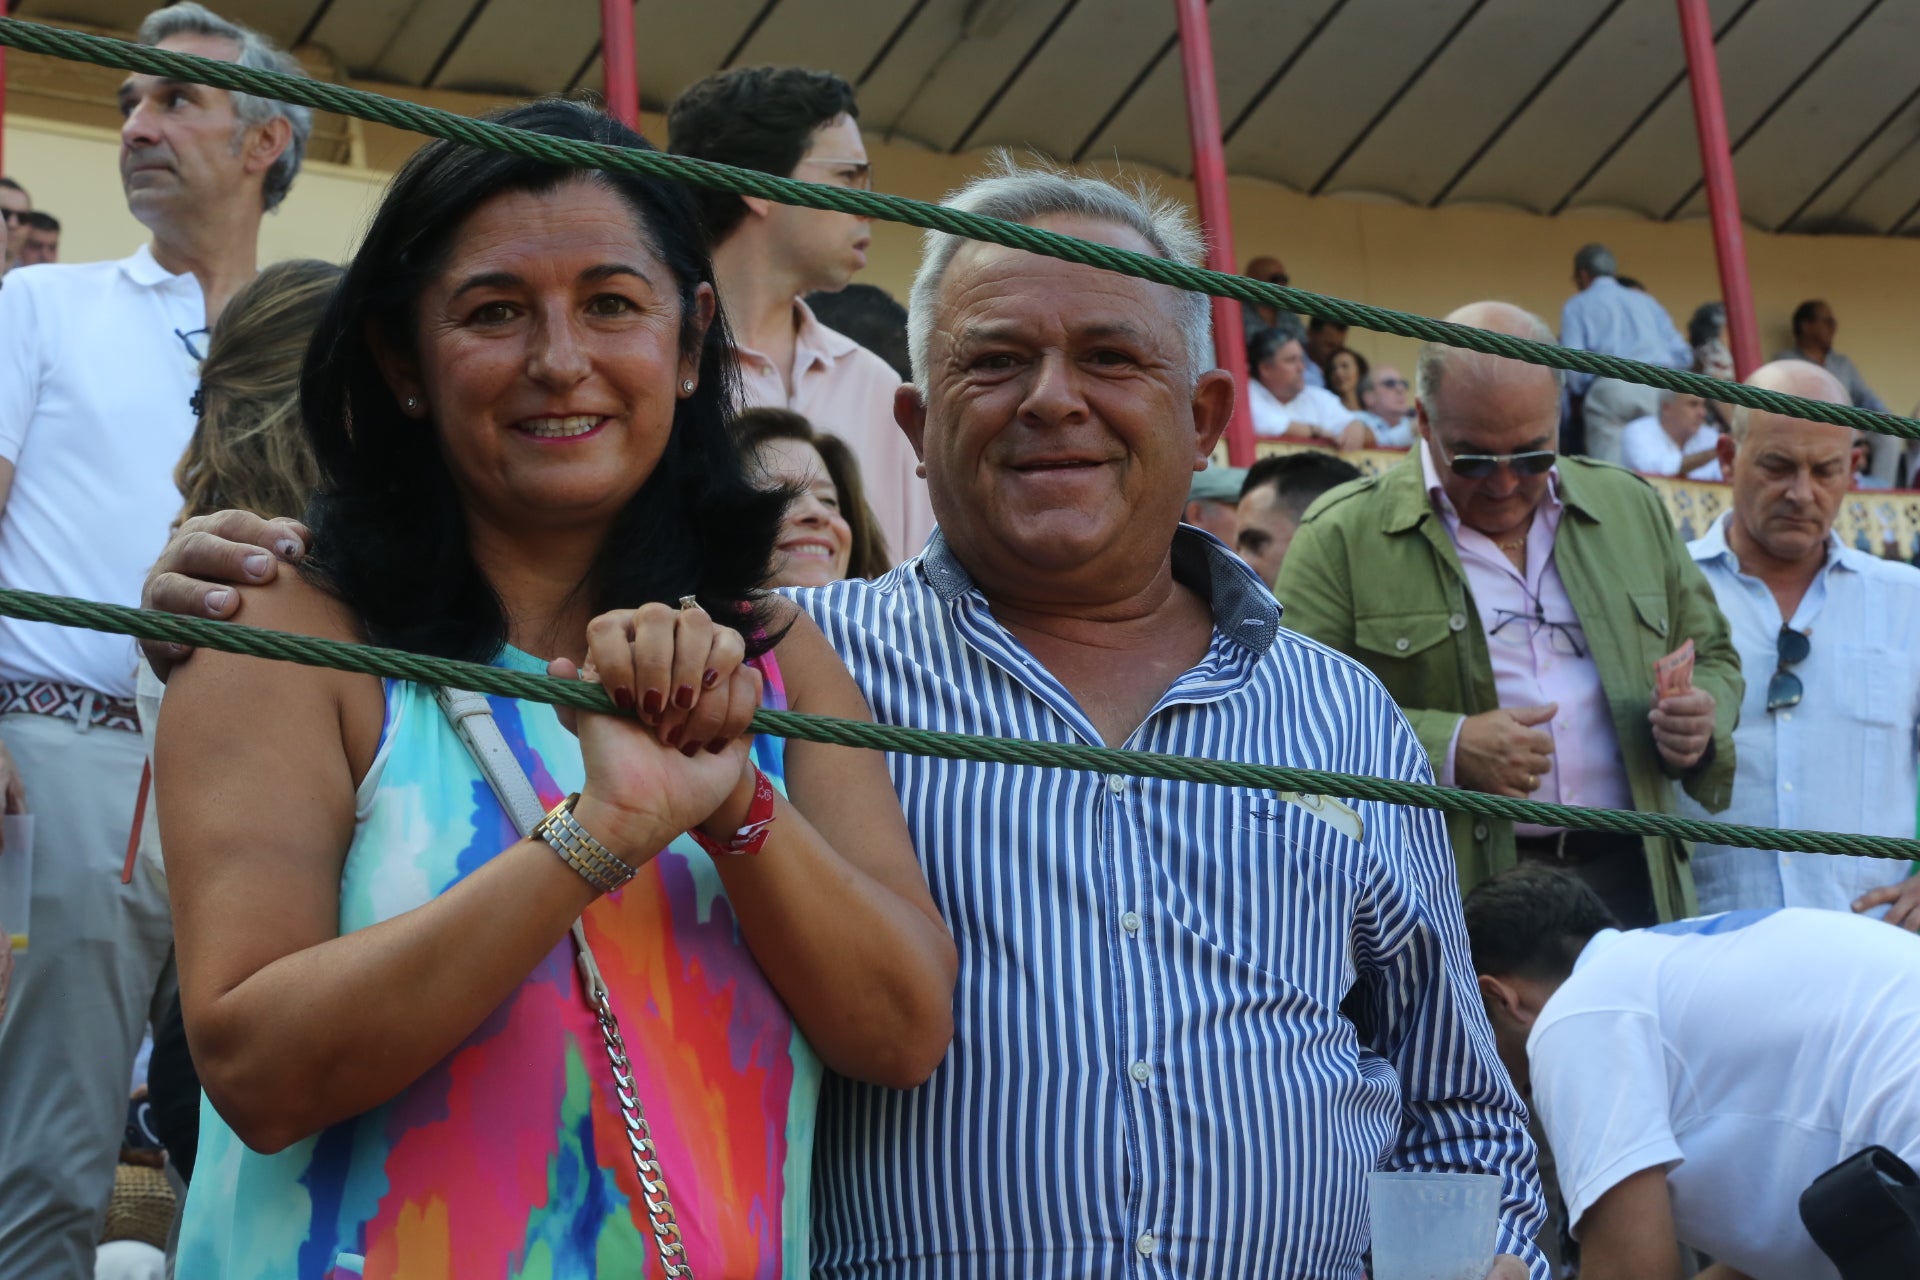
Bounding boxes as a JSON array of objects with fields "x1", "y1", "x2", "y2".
[
  {"x1": 1307, "y1": 315, "x2": 1348, "y2": 335},
  {"x1": 299, "y1": 99, "x2": 787, "y2": 664},
  {"x1": 19, "y1": 210, "x2": 57, "y2": 233},
  {"x1": 1240, "y1": 450, "x2": 1363, "y2": 520},
  {"x1": 0, "y1": 176, "x2": 25, "y2": 196},
  {"x1": 803, "y1": 284, "x2": 910, "y2": 381},
  {"x1": 1687, "y1": 301, "x2": 1725, "y2": 352},
  {"x1": 1248, "y1": 326, "x2": 1303, "y2": 370},
  {"x1": 1791, "y1": 299, "x2": 1827, "y2": 338},
  {"x1": 1461, "y1": 865, "x2": 1618, "y2": 983},
  {"x1": 667, "y1": 66, "x2": 859, "y2": 243}
]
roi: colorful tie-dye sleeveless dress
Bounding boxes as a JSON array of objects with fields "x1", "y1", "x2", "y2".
[{"x1": 175, "y1": 647, "x2": 820, "y2": 1279}]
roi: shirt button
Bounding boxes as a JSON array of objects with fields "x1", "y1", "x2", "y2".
[
  {"x1": 1136, "y1": 1232, "x2": 1157, "y2": 1257},
  {"x1": 1394, "y1": 637, "x2": 1411, "y2": 652},
  {"x1": 1448, "y1": 613, "x2": 1468, "y2": 632},
  {"x1": 1107, "y1": 774, "x2": 1128, "y2": 796},
  {"x1": 1781, "y1": 711, "x2": 1792, "y2": 722},
  {"x1": 1129, "y1": 1060, "x2": 1151, "y2": 1084},
  {"x1": 1783, "y1": 781, "x2": 1793, "y2": 792},
  {"x1": 1121, "y1": 910, "x2": 1142, "y2": 934}
]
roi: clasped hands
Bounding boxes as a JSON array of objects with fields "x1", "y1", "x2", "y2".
[{"x1": 1454, "y1": 686, "x2": 1715, "y2": 799}]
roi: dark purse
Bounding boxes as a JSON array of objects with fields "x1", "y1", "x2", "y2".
[{"x1": 1799, "y1": 1145, "x2": 1920, "y2": 1280}]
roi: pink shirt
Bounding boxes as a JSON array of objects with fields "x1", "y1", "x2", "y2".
[
  {"x1": 734, "y1": 299, "x2": 936, "y2": 565},
  {"x1": 1420, "y1": 440, "x2": 1632, "y2": 833}
]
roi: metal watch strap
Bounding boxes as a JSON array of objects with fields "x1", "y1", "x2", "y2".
[
  {"x1": 534, "y1": 794, "x2": 634, "y2": 894},
  {"x1": 432, "y1": 687, "x2": 693, "y2": 1277}
]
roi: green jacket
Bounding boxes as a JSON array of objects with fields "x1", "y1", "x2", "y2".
[{"x1": 1275, "y1": 453, "x2": 1741, "y2": 921}]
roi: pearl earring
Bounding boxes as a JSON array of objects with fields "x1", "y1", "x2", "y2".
[
  {"x1": 404, "y1": 397, "x2": 418, "y2": 412},
  {"x1": 681, "y1": 380, "x2": 695, "y2": 395}
]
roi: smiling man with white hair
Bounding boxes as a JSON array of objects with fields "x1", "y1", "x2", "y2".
[
  {"x1": 0, "y1": 5, "x2": 308, "y2": 1273},
  {"x1": 136, "y1": 158, "x2": 1547, "y2": 1278}
]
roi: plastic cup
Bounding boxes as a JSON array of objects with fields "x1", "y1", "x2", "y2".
[{"x1": 1367, "y1": 1170, "x2": 1501, "y2": 1280}]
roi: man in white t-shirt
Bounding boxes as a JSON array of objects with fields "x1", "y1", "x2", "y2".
[
  {"x1": 1620, "y1": 390, "x2": 1721, "y2": 480},
  {"x1": 0, "y1": 7, "x2": 308, "y2": 1274},
  {"x1": 1246, "y1": 328, "x2": 1364, "y2": 445},
  {"x1": 1467, "y1": 865, "x2": 1920, "y2": 1280},
  {"x1": 1352, "y1": 364, "x2": 1416, "y2": 448},
  {"x1": 669, "y1": 67, "x2": 933, "y2": 564}
]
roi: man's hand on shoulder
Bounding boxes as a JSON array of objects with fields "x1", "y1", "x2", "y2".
[
  {"x1": 1648, "y1": 687, "x2": 1715, "y2": 771},
  {"x1": 142, "y1": 510, "x2": 310, "y2": 679},
  {"x1": 1483, "y1": 1255, "x2": 1532, "y2": 1280}
]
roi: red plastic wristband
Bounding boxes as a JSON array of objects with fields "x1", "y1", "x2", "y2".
[{"x1": 688, "y1": 764, "x2": 776, "y2": 857}]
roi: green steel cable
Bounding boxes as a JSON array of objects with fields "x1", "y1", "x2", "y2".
[
  {"x1": 1, "y1": 585, "x2": 1912, "y2": 862},
  {"x1": 3, "y1": 16, "x2": 1917, "y2": 443}
]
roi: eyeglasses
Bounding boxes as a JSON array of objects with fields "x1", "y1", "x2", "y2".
[
  {"x1": 175, "y1": 327, "x2": 209, "y2": 361},
  {"x1": 1767, "y1": 626, "x2": 1811, "y2": 712},
  {"x1": 1376, "y1": 376, "x2": 1408, "y2": 390},
  {"x1": 1490, "y1": 585, "x2": 1588, "y2": 659},
  {"x1": 794, "y1": 157, "x2": 872, "y2": 190},
  {"x1": 1438, "y1": 438, "x2": 1557, "y2": 480},
  {"x1": 1, "y1": 209, "x2": 24, "y2": 227}
]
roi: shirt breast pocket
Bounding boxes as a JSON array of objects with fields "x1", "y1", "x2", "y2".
[
  {"x1": 1835, "y1": 642, "x2": 1903, "y2": 728},
  {"x1": 1629, "y1": 591, "x2": 1672, "y2": 667},
  {"x1": 1354, "y1": 611, "x2": 1456, "y2": 664}
]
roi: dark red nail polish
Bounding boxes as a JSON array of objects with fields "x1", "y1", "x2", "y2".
[
  {"x1": 681, "y1": 741, "x2": 702, "y2": 758},
  {"x1": 702, "y1": 668, "x2": 721, "y2": 689},
  {"x1": 674, "y1": 684, "x2": 695, "y2": 709},
  {"x1": 612, "y1": 686, "x2": 635, "y2": 711},
  {"x1": 663, "y1": 724, "x2": 681, "y2": 748},
  {"x1": 706, "y1": 738, "x2": 729, "y2": 755},
  {"x1": 642, "y1": 689, "x2": 665, "y2": 716}
]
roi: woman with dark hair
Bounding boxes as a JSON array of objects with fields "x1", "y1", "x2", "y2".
[
  {"x1": 1325, "y1": 346, "x2": 1368, "y2": 414},
  {"x1": 734, "y1": 406, "x2": 891, "y2": 584},
  {"x1": 158, "y1": 100, "x2": 954, "y2": 1278}
]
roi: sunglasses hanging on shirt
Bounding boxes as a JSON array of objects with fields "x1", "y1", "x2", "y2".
[{"x1": 1766, "y1": 626, "x2": 1811, "y2": 712}]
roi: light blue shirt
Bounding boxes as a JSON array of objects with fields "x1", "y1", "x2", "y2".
[
  {"x1": 1356, "y1": 409, "x2": 1415, "y2": 448},
  {"x1": 1559, "y1": 276, "x2": 1692, "y2": 397},
  {"x1": 1680, "y1": 513, "x2": 1920, "y2": 914},
  {"x1": 796, "y1": 529, "x2": 1547, "y2": 1278}
]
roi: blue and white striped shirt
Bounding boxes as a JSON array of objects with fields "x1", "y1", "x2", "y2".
[{"x1": 794, "y1": 528, "x2": 1547, "y2": 1279}]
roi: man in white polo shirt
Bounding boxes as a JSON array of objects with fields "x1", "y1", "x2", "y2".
[
  {"x1": 1247, "y1": 327, "x2": 1364, "y2": 446},
  {"x1": 1467, "y1": 864, "x2": 1920, "y2": 1280},
  {"x1": 669, "y1": 67, "x2": 933, "y2": 564},
  {"x1": 0, "y1": 6, "x2": 308, "y2": 1273}
]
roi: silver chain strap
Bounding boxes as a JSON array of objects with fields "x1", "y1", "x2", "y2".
[{"x1": 589, "y1": 981, "x2": 694, "y2": 1278}]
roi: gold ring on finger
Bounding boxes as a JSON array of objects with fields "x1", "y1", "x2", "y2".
[{"x1": 1525, "y1": 774, "x2": 1537, "y2": 791}]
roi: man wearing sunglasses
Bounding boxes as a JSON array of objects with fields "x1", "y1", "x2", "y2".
[
  {"x1": 1680, "y1": 360, "x2": 1920, "y2": 929},
  {"x1": 1353, "y1": 365, "x2": 1416, "y2": 448},
  {"x1": 1277, "y1": 302, "x2": 1740, "y2": 927}
]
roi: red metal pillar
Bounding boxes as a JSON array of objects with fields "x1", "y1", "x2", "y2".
[
  {"x1": 1173, "y1": 0, "x2": 1255, "y2": 465},
  {"x1": 599, "y1": 0, "x2": 638, "y2": 129},
  {"x1": 1, "y1": 2, "x2": 10, "y2": 175},
  {"x1": 1676, "y1": 0, "x2": 1760, "y2": 379}
]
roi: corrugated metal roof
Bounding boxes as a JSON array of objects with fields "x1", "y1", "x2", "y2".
[{"x1": 16, "y1": 0, "x2": 1920, "y2": 234}]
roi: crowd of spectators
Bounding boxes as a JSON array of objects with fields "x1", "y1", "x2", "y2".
[{"x1": 0, "y1": 5, "x2": 1916, "y2": 1280}]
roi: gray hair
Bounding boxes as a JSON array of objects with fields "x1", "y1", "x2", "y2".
[
  {"x1": 138, "y1": 3, "x2": 312, "y2": 212},
  {"x1": 1414, "y1": 305, "x2": 1563, "y2": 406},
  {"x1": 1573, "y1": 242, "x2": 1616, "y2": 278},
  {"x1": 906, "y1": 155, "x2": 1213, "y2": 391}
]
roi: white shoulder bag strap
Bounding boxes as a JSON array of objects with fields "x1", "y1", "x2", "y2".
[{"x1": 432, "y1": 686, "x2": 693, "y2": 1277}]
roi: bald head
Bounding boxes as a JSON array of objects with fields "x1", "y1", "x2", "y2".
[
  {"x1": 1415, "y1": 301, "x2": 1562, "y2": 412},
  {"x1": 1722, "y1": 359, "x2": 1860, "y2": 571},
  {"x1": 1730, "y1": 359, "x2": 1849, "y2": 442}
]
